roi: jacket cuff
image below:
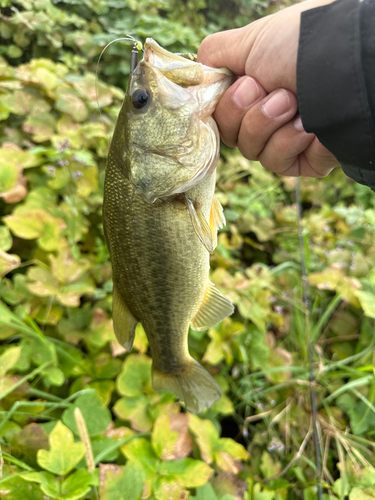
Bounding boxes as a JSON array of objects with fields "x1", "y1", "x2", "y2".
[{"x1": 297, "y1": 0, "x2": 375, "y2": 171}]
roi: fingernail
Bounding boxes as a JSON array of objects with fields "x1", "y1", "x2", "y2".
[
  {"x1": 294, "y1": 116, "x2": 305, "y2": 131},
  {"x1": 262, "y1": 90, "x2": 290, "y2": 118},
  {"x1": 233, "y1": 77, "x2": 260, "y2": 108}
]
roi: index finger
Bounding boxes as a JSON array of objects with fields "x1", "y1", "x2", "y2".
[{"x1": 197, "y1": 28, "x2": 251, "y2": 74}]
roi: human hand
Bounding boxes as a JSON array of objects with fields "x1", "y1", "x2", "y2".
[{"x1": 197, "y1": 0, "x2": 340, "y2": 177}]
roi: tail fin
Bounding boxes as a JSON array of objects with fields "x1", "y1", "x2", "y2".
[{"x1": 152, "y1": 357, "x2": 221, "y2": 414}]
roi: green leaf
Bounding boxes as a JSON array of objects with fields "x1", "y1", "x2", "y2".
[
  {"x1": 0, "y1": 142, "x2": 41, "y2": 170},
  {"x1": 22, "y1": 471, "x2": 60, "y2": 499},
  {"x1": 192, "y1": 483, "x2": 219, "y2": 500},
  {"x1": 356, "y1": 291, "x2": 375, "y2": 319},
  {"x1": 158, "y1": 458, "x2": 213, "y2": 488},
  {"x1": 93, "y1": 352, "x2": 122, "y2": 379},
  {"x1": 121, "y1": 437, "x2": 158, "y2": 497},
  {"x1": 116, "y1": 354, "x2": 152, "y2": 397},
  {"x1": 37, "y1": 420, "x2": 85, "y2": 475},
  {"x1": 121, "y1": 437, "x2": 158, "y2": 477},
  {"x1": 213, "y1": 471, "x2": 247, "y2": 500},
  {"x1": 0, "y1": 346, "x2": 21, "y2": 377},
  {"x1": 87, "y1": 380, "x2": 116, "y2": 406},
  {"x1": 11, "y1": 423, "x2": 49, "y2": 467},
  {"x1": 42, "y1": 365, "x2": 65, "y2": 386},
  {"x1": 62, "y1": 390, "x2": 112, "y2": 436},
  {"x1": 188, "y1": 413, "x2": 219, "y2": 464},
  {"x1": 133, "y1": 323, "x2": 149, "y2": 353},
  {"x1": 252, "y1": 482, "x2": 275, "y2": 500},
  {"x1": 73, "y1": 74, "x2": 113, "y2": 107},
  {"x1": 0, "y1": 474, "x2": 45, "y2": 499},
  {"x1": 260, "y1": 452, "x2": 281, "y2": 479},
  {"x1": 211, "y1": 393, "x2": 234, "y2": 416},
  {"x1": 113, "y1": 395, "x2": 154, "y2": 432},
  {"x1": 304, "y1": 488, "x2": 318, "y2": 500},
  {"x1": 152, "y1": 414, "x2": 192, "y2": 460},
  {"x1": 337, "y1": 394, "x2": 375, "y2": 435},
  {"x1": 77, "y1": 436, "x2": 119, "y2": 467},
  {"x1": 23, "y1": 469, "x2": 96, "y2": 500},
  {"x1": 4, "y1": 208, "x2": 65, "y2": 250},
  {"x1": 349, "y1": 488, "x2": 375, "y2": 500},
  {"x1": 100, "y1": 461, "x2": 144, "y2": 500},
  {"x1": 152, "y1": 414, "x2": 179, "y2": 458},
  {"x1": 0, "y1": 225, "x2": 12, "y2": 252},
  {"x1": 0, "y1": 420, "x2": 22, "y2": 441},
  {"x1": 0, "y1": 164, "x2": 18, "y2": 194},
  {"x1": 153, "y1": 475, "x2": 189, "y2": 500},
  {"x1": 218, "y1": 438, "x2": 249, "y2": 461},
  {"x1": 34, "y1": 67, "x2": 58, "y2": 90},
  {"x1": 23, "y1": 112, "x2": 56, "y2": 143},
  {"x1": 55, "y1": 87, "x2": 88, "y2": 122},
  {"x1": 0, "y1": 250, "x2": 21, "y2": 277},
  {"x1": 60, "y1": 468, "x2": 95, "y2": 500}
]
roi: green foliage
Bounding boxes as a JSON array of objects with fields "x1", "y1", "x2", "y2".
[
  {"x1": 99, "y1": 461, "x2": 144, "y2": 500},
  {"x1": 37, "y1": 421, "x2": 86, "y2": 475},
  {"x1": 62, "y1": 391, "x2": 112, "y2": 436},
  {"x1": 1, "y1": 0, "x2": 375, "y2": 499}
]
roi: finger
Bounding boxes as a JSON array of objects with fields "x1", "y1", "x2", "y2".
[
  {"x1": 258, "y1": 116, "x2": 316, "y2": 176},
  {"x1": 301, "y1": 136, "x2": 340, "y2": 176},
  {"x1": 197, "y1": 27, "x2": 253, "y2": 74},
  {"x1": 258, "y1": 116, "x2": 338, "y2": 177},
  {"x1": 214, "y1": 76, "x2": 268, "y2": 147},
  {"x1": 236, "y1": 89, "x2": 298, "y2": 160}
]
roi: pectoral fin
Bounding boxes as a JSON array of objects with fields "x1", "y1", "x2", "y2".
[
  {"x1": 191, "y1": 281, "x2": 234, "y2": 331},
  {"x1": 185, "y1": 195, "x2": 214, "y2": 254},
  {"x1": 209, "y1": 197, "x2": 226, "y2": 249},
  {"x1": 112, "y1": 285, "x2": 138, "y2": 351}
]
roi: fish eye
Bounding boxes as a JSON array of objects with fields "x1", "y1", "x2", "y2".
[{"x1": 131, "y1": 88, "x2": 150, "y2": 109}]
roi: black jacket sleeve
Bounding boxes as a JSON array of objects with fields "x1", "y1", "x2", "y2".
[{"x1": 297, "y1": 0, "x2": 375, "y2": 190}]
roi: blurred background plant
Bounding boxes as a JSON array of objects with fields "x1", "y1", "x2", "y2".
[{"x1": 1, "y1": 0, "x2": 375, "y2": 499}]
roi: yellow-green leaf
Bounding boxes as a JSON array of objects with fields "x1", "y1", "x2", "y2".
[
  {"x1": 158, "y1": 458, "x2": 213, "y2": 488},
  {"x1": 0, "y1": 346, "x2": 21, "y2": 377},
  {"x1": 37, "y1": 420, "x2": 85, "y2": 475},
  {"x1": 152, "y1": 414, "x2": 192, "y2": 460},
  {"x1": 116, "y1": 354, "x2": 152, "y2": 397}
]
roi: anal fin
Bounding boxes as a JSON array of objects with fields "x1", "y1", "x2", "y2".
[
  {"x1": 191, "y1": 281, "x2": 234, "y2": 331},
  {"x1": 209, "y1": 197, "x2": 226, "y2": 249},
  {"x1": 112, "y1": 285, "x2": 138, "y2": 351},
  {"x1": 185, "y1": 195, "x2": 214, "y2": 254}
]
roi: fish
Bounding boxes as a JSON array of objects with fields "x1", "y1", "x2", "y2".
[{"x1": 103, "y1": 38, "x2": 235, "y2": 413}]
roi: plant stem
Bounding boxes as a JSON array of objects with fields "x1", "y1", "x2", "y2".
[{"x1": 295, "y1": 177, "x2": 322, "y2": 499}]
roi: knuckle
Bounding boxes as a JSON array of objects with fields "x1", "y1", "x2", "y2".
[
  {"x1": 222, "y1": 137, "x2": 238, "y2": 148},
  {"x1": 260, "y1": 158, "x2": 277, "y2": 172},
  {"x1": 238, "y1": 144, "x2": 258, "y2": 161},
  {"x1": 197, "y1": 35, "x2": 211, "y2": 56},
  {"x1": 197, "y1": 32, "x2": 222, "y2": 62}
]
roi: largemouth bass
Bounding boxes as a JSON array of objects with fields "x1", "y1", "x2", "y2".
[{"x1": 103, "y1": 39, "x2": 234, "y2": 413}]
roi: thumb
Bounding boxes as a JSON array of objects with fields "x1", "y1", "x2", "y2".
[{"x1": 197, "y1": 27, "x2": 254, "y2": 75}]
